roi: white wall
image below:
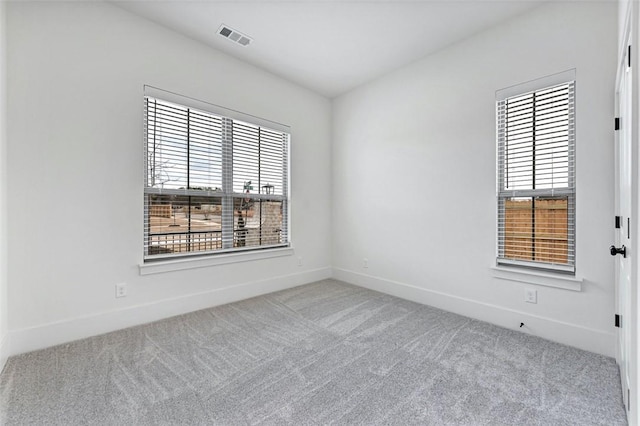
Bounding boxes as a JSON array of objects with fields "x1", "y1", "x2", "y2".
[
  {"x1": 6, "y1": 2, "x2": 332, "y2": 354},
  {"x1": 4, "y1": 1, "x2": 620, "y2": 359},
  {"x1": 0, "y1": 0, "x2": 8, "y2": 371},
  {"x1": 332, "y1": 2, "x2": 618, "y2": 356}
]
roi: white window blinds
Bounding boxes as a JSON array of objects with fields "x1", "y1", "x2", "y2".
[
  {"x1": 143, "y1": 94, "x2": 289, "y2": 260},
  {"x1": 497, "y1": 79, "x2": 575, "y2": 273}
]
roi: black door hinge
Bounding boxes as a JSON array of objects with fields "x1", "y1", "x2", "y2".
[
  {"x1": 615, "y1": 314, "x2": 621, "y2": 328},
  {"x1": 615, "y1": 117, "x2": 620, "y2": 131},
  {"x1": 628, "y1": 218, "x2": 631, "y2": 239},
  {"x1": 616, "y1": 216, "x2": 622, "y2": 228},
  {"x1": 629, "y1": 45, "x2": 632, "y2": 68}
]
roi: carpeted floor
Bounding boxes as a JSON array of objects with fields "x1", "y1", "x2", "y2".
[{"x1": 0, "y1": 279, "x2": 628, "y2": 425}]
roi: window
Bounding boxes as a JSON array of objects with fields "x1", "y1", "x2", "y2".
[
  {"x1": 497, "y1": 74, "x2": 575, "y2": 273},
  {"x1": 143, "y1": 90, "x2": 290, "y2": 261}
]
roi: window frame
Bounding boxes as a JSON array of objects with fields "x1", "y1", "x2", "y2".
[
  {"x1": 496, "y1": 70, "x2": 576, "y2": 274},
  {"x1": 142, "y1": 86, "x2": 291, "y2": 263}
]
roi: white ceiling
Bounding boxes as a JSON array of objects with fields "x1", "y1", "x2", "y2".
[{"x1": 113, "y1": 0, "x2": 543, "y2": 98}]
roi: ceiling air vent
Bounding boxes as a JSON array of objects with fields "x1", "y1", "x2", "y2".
[{"x1": 218, "y1": 24, "x2": 252, "y2": 47}]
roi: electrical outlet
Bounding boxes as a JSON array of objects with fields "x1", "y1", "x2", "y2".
[
  {"x1": 297, "y1": 256, "x2": 303, "y2": 267},
  {"x1": 363, "y1": 258, "x2": 369, "y2": 269},
  {"x1": 524, "y1": 288, "x2": 537, "y2": 304},
  {"x1": 115, "y1": 283, "x2": 127, "y2": 298}
]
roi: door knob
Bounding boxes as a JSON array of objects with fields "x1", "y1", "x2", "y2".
[{"x1": 610, "y1": 245, "x2": 626, "y2": 258}]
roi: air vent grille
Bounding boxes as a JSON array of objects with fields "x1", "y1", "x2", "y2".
[{"x1": 218, "y1": 24, "x2": 252, "y2": 47}]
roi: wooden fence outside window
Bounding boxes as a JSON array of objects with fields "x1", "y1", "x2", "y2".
[{"x1": 504, "y1": 198, "x2": 568, "y2": 264}]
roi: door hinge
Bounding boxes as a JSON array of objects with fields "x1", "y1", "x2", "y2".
[
  {"x1": 629, "y1": 45, "x2": 632, "y2": 68},
  {"x1": 616, "y1": 216, "x2": 622, "y2": 228},
  {"x1": 615, "y1": 117, "x2": 620, "y2": 131},
  {"x1": 615, "y1": 314, "x2": 621, "y2": 328},
  {"x1": 628, "y1": 218, "x2": 631, "y2": 239}
]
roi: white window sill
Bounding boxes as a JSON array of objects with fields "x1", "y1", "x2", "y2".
[
  {"x1": 139, "y1": 247, "x2": 294, "y2": 275},
  {"x1": 491, "y1": 266, "x2": 583, "y2": 291}
]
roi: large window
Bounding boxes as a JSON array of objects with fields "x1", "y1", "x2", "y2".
[
  {"x1": 497, "y1": 75, "x2": 575, "y2": 273},
  {"x1": 143, "y1": 91, "x2": 289, "y2": 261}
]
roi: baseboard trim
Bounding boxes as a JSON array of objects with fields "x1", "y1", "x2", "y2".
[
  {"x1": 333, "y1": 268, "x2": 615, "y2": 357},
  {"x1": 0, "y1": 332, "x2": 8, "y2": 373},
  {"x1": 8, "y1": 267, "x2": 332, "y2": 357}
]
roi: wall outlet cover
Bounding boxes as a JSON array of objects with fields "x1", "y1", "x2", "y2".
[
  {"x1": 116, "y1": 283, "x2": 127, "y2": 298},
  {"x1": 525, "y1": 288, "x2": 537, "y2": 304}
]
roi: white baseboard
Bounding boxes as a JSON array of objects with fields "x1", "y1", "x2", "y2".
[
  {"x1": 333, "y1": 268, "x2": 615, "y2": 357},
  {"x1": 0, "y1": 332, "x2": 8, "y2": 373},
  {"x1": 8, "y1": 267, "x2": 332, "y2": 357},
  {"x1": 8, "y1": 267, "x2": 613, "y2": 359}
]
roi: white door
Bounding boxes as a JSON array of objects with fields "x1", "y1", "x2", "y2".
[{"x1": 614, "y1": 36, "x2": 632, "y2": 413}]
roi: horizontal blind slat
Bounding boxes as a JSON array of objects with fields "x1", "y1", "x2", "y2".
[
  {"x1": 497, "y1": 80, "x2": 575, "y2": 270},
  {"x1": 144, "y1": 95, "x2": 289, "y2": 259}
]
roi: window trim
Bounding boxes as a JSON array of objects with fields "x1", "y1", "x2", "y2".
[
  {"x1": 139, "y1": 246, "x2": 295, "y2": 275},
  {"x1": 143, "y1": 86, "x2": 291, "y2": 262},
  {"x1": 495, "y1": 69, "x2": 576, "y2": 274},
  {"x1": 490, "y1": 266, "x2": 582, "y2": 292},
  {"x1": 144, "y1": 85, "x2": 290, "y2": 134}
]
